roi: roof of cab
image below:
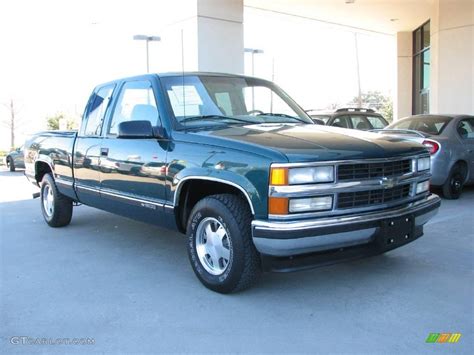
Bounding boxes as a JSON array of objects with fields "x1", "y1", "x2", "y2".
[{"x1": 95, "y1": 71, "x2": 269, "y2": 90}]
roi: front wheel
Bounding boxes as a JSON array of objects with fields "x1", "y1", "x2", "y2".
[
  {"x1": 40, "y1": 173, "x2": 73, "y2": 227},
  {"x1": 442, "y1": 164, "x2": 466, "y2": 199},
  {"x1": 187, "y1": 194, "x2": 260, "y2": 293}
]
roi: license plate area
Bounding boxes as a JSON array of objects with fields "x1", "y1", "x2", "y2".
[{"x1": 379, "y1": 214, "x2": 415, "y2": 249}]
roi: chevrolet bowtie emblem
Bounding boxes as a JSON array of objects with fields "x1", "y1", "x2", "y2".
[{"x1": 380, "y1": 177, "x2": 396, "y2": 189}]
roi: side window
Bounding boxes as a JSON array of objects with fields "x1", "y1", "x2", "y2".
[
  {"x1": 108, "y1": 80, "x2": 160, "y2": 135},
  {"x1": 332, "y1": 116, "x2": 350, "y2": 128},
  {"x1": 366, "y1": 116, "x2": 386, "y2": 129},
  {"x1": 83, "y1": 85, "x2": 114, "y2": 136},
  {"x1": 350, "y1": 116, "x2": 371, "y2": 130},
  {"x1": 457, "y1": 119, "x2": 474, "y2": 139}
]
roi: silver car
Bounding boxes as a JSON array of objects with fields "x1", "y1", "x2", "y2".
[{"x1": 374, "y1": 114, "x2": 474, "y2": 199}]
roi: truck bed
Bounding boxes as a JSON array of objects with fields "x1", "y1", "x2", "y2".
[{"x1": 24, "y1": 130, "x2": 78, "y2": 199}]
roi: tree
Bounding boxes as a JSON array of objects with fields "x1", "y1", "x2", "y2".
[
  {"x1": 46, "y1": 113, "x2": 77, "y2": 130},
  {"x1": 379, "y1": 100, "x2": 393, "y2": 123},
  {"x1": 1, "y1": 99, "x2": 24, "y2": 150},
  {"x1": 349, "y1": 91, "x2": 393, "y2": 122}
]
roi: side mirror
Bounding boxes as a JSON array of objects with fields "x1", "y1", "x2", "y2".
[{"x1": 117, "y1": 120, "x2": 155, "y2": 138}]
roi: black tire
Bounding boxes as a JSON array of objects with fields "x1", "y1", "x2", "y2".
[
  {"x1": 7, "y1": 157, "x2": 15, "y2": 172},
  {"x1": 40, "y1": 173, "x2": 73, "y2": 227},
  {"x1": 442, "y1": 164, "x2": 466, "y2": 199},
  {"x1": 187, "y1": 194, "x2": 260, "y2": 293}
]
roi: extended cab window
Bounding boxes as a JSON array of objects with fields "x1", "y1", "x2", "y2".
[
  {"x1": 83, "y1": 85, "x2": 114, "y2": 136},
  {"x1": 108, "y1": 80, "x2": 160, "y2": 135}
]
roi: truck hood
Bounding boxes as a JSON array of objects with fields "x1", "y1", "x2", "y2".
[{"x1": 189, "y1": 123, "x2": 427, "y2": 162}]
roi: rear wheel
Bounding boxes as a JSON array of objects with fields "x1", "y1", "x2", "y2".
[
  {"x1": 187, "y1": 194, "x2": 260, "y2": 293},
  {"x1": 442, "y1": 164, "x2": 466, "y2": 199},
  {"x1": 40, "y1": 173, "x2": 73, "y2": 227},
  {"x1": 7, "y1": 157, "x2": 15, "y2": 172}
]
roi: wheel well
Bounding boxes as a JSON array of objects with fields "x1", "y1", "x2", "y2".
[
  {"x1": 175, "y1": 179, "x2": 253, "y2": 233},
  {"x1": 453, "y1": 160, "x2": 469, "y2": 181},
  {"x1": 35, "y1": 161, "x2": 52, "y2": 184}
]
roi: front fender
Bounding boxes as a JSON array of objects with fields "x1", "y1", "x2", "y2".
[{"x1": 172, "y1": 167, "x2": 261, "y2": 216}]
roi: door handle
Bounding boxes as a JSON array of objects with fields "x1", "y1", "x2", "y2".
[{"x1": 100, "y1": 147, "x2": 109, "y2": 156}]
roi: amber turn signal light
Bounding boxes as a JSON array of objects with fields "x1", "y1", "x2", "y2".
[
  {"x1": 268, "y1": 197, "x2": 289, "y2": 215},
  {"x1": 270, "y1": 167, "x2": 288, "y2": 185}
]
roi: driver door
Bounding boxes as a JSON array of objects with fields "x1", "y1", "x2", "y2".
[{"x1": 99, "y1": 79, "x2": 169, "y2": 225}]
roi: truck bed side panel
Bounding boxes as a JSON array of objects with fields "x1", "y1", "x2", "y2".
[{"x1": 24, "y1": 131, "x2": 78, "y2": 200}]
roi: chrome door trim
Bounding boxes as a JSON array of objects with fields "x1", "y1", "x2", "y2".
[
  {"x1": 100, "y1": 188, "x2": 167, "y2": 208},
  {"x1": 55, "y1": 178, "x2": 74, "y2": 187},
  {"x1": 75, "y1": 184, "x2": 100, "y2": 194},
  {"x1": 75, "y1": 184, "x2": 167, "y2": 209}
]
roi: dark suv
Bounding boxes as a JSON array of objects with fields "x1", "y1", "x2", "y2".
[{"x1": 308, "y1": 108, "x2": 388, "y2": 130}]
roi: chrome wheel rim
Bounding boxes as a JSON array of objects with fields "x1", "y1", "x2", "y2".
[
  {"x1": 42, "y1": 185, "x2": 54, "y2": 218},
  {"x1": 195, "y1": 217, "x2": 231, "y2": 275}
]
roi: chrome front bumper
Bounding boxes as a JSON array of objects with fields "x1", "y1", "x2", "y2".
[{"x1": 252, "y1": 194, "x2": 441, "y2": 257}]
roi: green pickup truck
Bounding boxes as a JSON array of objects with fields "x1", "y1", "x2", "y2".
[{"x1": 24, "y1": 72, "x2": 441, "y2": 293}]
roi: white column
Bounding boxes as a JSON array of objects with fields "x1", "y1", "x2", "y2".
[
  {"x1": 158, "y1": 0, "x2": 244, "y2": 74},
  {"x1": 395, "y1": 32, "x2": 413, "y2": 120},
  {"x1": 196, "y1": 0, "x2": 244, "y2": 73},
  {"x1": 430, "y1": 0, "x2": 474, "y2": 114}
]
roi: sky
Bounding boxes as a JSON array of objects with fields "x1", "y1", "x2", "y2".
[{"x1": 0, "y1": 0, "x2": 395, "y2": 150}]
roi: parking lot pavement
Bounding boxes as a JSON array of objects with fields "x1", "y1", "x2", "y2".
[{"x1": 0, "y1": 168, "x2": 472, "y2": 354}]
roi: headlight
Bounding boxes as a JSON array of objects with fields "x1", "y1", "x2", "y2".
[
  {"x1": 417, "y1": 157, "x2": 430, "y2": 171},
  {"x1": 288, "y1": 166, "x2": 334, "y2": 184},
  {"x1": 289, "y1": 196, "x2": 333, "y2": 213},
  {"x1": 416, "y1": 180, "x2": 430, "y2": 194}
]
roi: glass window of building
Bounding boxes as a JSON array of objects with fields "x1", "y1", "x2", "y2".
[{"x1": 413, "y1": 21, "x2": 430, "y2": 114}]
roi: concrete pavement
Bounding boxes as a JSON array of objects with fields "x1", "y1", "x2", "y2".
[{"x1": 1, "y1": 169, "x2": 472, "y2": 354}]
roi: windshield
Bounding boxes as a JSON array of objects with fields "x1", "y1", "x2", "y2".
[
  {"x1": 388, "y1": 115, "x2": 452, "y2": 135},
  {"x1": 161, "y1": 75, "x2": 313, "y2": 128}
]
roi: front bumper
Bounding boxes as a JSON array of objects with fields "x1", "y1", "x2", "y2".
[{"x1": 252, "y1": 194, "x2": 441, "y2": 271}]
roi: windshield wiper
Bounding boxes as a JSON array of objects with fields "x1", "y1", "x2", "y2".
[
  {"x1": 180, "y1": 115, "x2": 256, "y2": 124},
  {"x1": 256, "y1": 112, "x2": 309, "y2": 124}
]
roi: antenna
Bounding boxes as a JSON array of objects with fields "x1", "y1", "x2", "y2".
[
  {"x1": 181, "y1": 29, "x2": 186, "y2": 125},
  {"x1": 270, "y1": 57, "x2": 275, "y2": 113}
]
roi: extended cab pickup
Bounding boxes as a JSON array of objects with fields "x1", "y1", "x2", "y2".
[{"x1": 25, "y1": 73, "x2": 441, "y2": 293}]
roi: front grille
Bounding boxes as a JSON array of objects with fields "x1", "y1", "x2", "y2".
[
  {"x1": 337, "y1": 159, "x2": 412, "y2": 181},
  {"x1": 337, "y1": 184, "x2": 411, "y2": 209}
]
